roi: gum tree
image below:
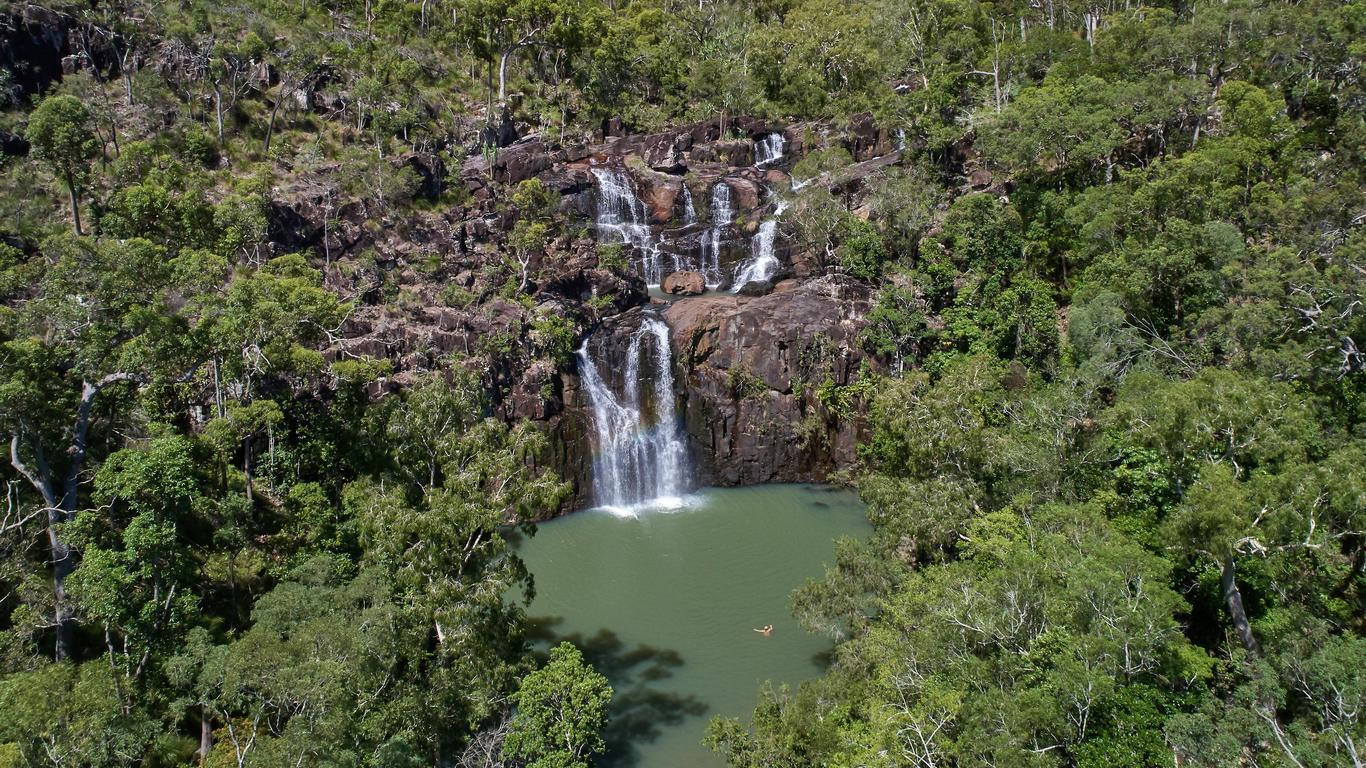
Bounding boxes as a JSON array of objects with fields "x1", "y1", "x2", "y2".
[{"x1": 25, "y1": 95, "x2": 99, "y2": 235}]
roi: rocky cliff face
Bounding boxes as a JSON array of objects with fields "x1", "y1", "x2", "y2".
[
  {"x1": 209, "y1": 112, "x2": 904, "y2": 509},
  {"x1": 664, "y1": 276, "x2": 873, "y2": 487},
  {"x1": 0, "y1": 8, "x2": 943, "y2": 512},
  {"x1": 272, "y1": 115, "x2": 907, "y2": 510}
]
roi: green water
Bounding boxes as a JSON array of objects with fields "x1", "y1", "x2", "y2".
[{"x1": 516, "y1": 484, "x2": 869, "y2": 768}]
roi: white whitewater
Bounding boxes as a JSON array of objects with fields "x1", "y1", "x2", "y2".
[
  {"x1": 577, "y1": 316, "x2": 690, "y2": 514},
  {"x1": 591, "y1": 167, "x2": 666, "y2": 284},
  {"x1": 732, "y1": 199, "x2": 789, "y2": 291},
  {"x1": 681, "y1": 185, "x2": 698, "y2": 225},
  {"x1": 699, "y1": 181, "x2": 733, "y2": 287},
  {"x1": 755, "y1": 133, "x2": 786, "y2": 167}
]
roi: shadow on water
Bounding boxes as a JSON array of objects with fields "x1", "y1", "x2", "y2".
[
  {"x1": 527, "y1": 618, "x2": 711, "y2": 768},
  {"x1": 809, "y1": 647, "x2": 836, "y2": 669}
]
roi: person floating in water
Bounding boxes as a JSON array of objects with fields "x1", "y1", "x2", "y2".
[{"x1": 753, "y1": 624, "x2": 773, "y2": 636}]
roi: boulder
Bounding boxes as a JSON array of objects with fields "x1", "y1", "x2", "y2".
[
  {"x1": 637, "y1": 172, "x2": 681, "y2": 223},
  {"x1": 736, "y1": 279, "x2": 773, "y2": 297},
  {"x1": 640, "y1": 131, "x2": 689, "y2": 171},
  {"x1": 0, "y1": 130, "x2": 29, "y2": 157},
  {"x1": 662, "y1": 271, "x2": 706, "y2": 295},
  {"x1": 403, "y1": 152, "x2": 446, "y2": 200},
  {"x1": 459, "y1": 136, "x2": 560, "y2": 191},
  {"x1": 494, "y1": 138, "x2": 556, "y2": 184},
  {"x1": 266, "y1": 200, "x2": 323, "y2": 251},
  {"x1": 846, "y1": 112, "x2": 893, "y2": 161},
  {"x1": 724, "y1": 177, "x2": 764, "y2": 211}
]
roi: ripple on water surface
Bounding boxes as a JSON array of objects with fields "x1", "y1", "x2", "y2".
[{"x1": 515, "y1": 484, "x2": 869, "y2": 768}]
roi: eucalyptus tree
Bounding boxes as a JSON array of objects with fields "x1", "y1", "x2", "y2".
[
  {"x1": 25, "y1": 95, "x2": 100, "y2": 235},
  {"x1": 456, "y1": 0, "x2": 606, "y2": 106},
  {"x1": 503, "y1": 642, "x2": 612, "y2": 768},
  {"x1": 2, "y1": 235, "x2": 200, "y2": 659},
  {"x1": 350, "y1": 370, "x2": 571, "y2": 751}
]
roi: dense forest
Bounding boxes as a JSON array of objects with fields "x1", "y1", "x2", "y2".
[{"x1": 0, "y1": 0, "x2": 1362, "y2": 765}]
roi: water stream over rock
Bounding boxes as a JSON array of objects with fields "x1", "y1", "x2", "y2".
[
  {"x1": 591, "y1": 165, "x2": 789, "y2": 291},
  {"x1": 754, "y1": 132, "x2": 786, "y2": 167},
  {"x1": 681, "y1": 184, "x2": 698, "y2": 225},
  {"x1": 699, "y1": 182, "x2": 733, "y2": 287},
  {"x1": 591, "y1": 166, "x2": 665, "y2": 284},
  {"x1": 732, "y1": 199, "x2": 789, "y2": 290}
]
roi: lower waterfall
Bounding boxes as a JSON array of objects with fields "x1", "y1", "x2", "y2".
[{"x1": 577, "y1": 315, "x2": 690, "y2": 513}]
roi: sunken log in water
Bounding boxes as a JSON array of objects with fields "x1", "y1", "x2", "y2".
[{"x1": 575, "y1": 311, "x2": 691, "y2": 512}]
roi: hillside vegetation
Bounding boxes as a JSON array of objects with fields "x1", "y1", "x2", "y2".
[{"x1": 0, "y1": 0, "x2": 1363, "y2": 765}]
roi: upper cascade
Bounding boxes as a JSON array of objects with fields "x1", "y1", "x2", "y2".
[
  {"x1": 732, "y1": 199, "x2": 789, "y2": 291},
  {"x1": 590, "y1": 165, "x2": 790, "y2": 292},
  {"x1": 576, "y1": 313, "x2": 691, "y2": 514},
  {"x1": 699, "y1": 181, "x2": 734, "y2": 287},
  {"x1": 754, "y1": 133, "x2": 786, "y2": 167},
  {"x1": 591, "y1": 166, "x2": 665, "y2": 283},
  {"x1": 681, "y1": 185, "x2": 698, "y2": 225}
]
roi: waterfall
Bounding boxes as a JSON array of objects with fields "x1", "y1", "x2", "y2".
[
  {"x1": 592, "y1": 167, "x2": 665, "y2": 284},
  {"x1": 754, "y1": 133, "x2": 786, "y2": 167},
  {"x1": 577, "y1": 316, "x2": 690, "y2": 513},
  {"x1": 732, "y1": 199, "x2": 789, "y2": 291},
  {"x1": 699, "y1": 182, "x2": 733, "y2": 287},
  {"x1": 681, "y1": 185, "x2": 697, "y2": 225}
]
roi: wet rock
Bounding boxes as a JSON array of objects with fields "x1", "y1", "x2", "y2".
[
  {"x1": 736, "y1": 279, "x2": 773, "y2": 297},
  {"x1": 662, "y1": 271, "x2": 706, "y2": 296},
  {"x1": 723, "y1": 177, "x2": 764, "y2": 211},
  {"x1": 636, "y1": 171, "x2": 681, "y2": 223},
  {"x1": 703, "y1": 140, "x2": 755, "y2": 167}
]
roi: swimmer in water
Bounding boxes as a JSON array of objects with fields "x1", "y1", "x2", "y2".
[{"x1": 753, "y1": 624, "x2": 773, "y2": 636}]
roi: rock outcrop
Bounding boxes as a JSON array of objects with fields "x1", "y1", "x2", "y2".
[
  {"x1": 0, "y1": 8, "x2": 968, "y2": 513},
  {"x1": 663, "y1": 275, "x2": 874, "y2": 486}
]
